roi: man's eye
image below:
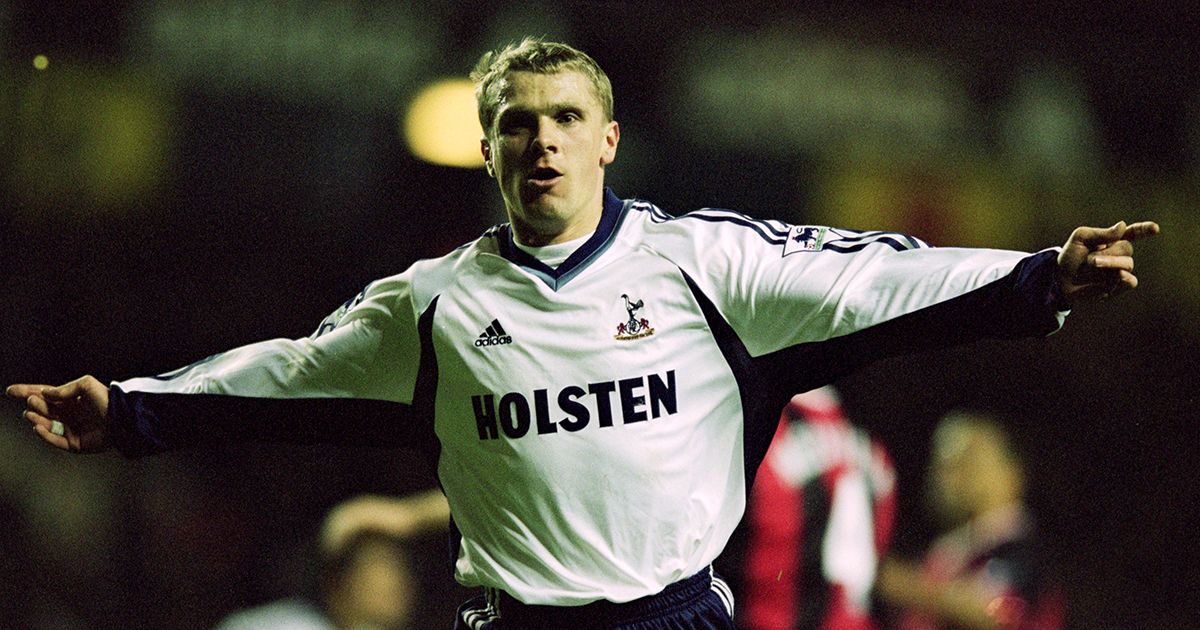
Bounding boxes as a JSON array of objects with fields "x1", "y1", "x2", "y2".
[{"x1": 558, "y1": 112, "x2": 580, "y2": 124}]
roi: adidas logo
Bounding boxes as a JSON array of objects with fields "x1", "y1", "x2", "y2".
[{"x1": 475, "y1": 319, "x2": 513, "y2": 347}]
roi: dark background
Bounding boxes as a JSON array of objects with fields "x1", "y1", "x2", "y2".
[{"x1": 1, "y1": 2, "x2": 1197, "y2": 628}]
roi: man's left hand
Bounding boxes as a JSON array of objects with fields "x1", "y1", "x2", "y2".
[{"x1": 1057, "y1": 220, "x2": 1160, "y2": 305}]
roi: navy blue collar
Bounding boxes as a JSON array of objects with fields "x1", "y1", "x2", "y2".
[{"x1": 497, "y1": 188, "x2": 629, "y2": 290}]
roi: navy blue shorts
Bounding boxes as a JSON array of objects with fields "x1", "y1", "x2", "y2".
[{"x1": 454, "y1": 567, "x2": 735, "y2": 629}]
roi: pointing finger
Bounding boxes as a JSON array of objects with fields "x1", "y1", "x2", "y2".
[
  {"x1": 1121, "y1": 221, "x2": 1161, "y2": 241},
  {"x1": 6, "y1": 384, "x2": 50, "y2": 400},
  {"x1": 42, "y1": 382, "x2": 81, "y2": 401},
  {"x1": 43, "y1": 376, "x2": 99, "y2": 402}
]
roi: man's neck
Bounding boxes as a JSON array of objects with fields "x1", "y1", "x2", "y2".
[
  {"x1": 511, "y1": 202, "x2": 604, "y2": 247},
  {"x1": 514, "y1": 223, "x2": 593, "y2": 247},
  {"x1": 513, "y1": 231, "x2": 595, "y2": 268}
]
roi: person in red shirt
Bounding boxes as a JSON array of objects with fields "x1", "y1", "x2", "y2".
[{"x1": 741, "y1": 386, "x2": 898, "y2": 630}]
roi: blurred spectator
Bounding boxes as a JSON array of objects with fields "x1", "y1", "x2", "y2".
[
  {"x1": 877, "y1": 411, "x2": 1063, "y2": 630},
  {"x1": 739, "y1": 386, "x2": 897, "y2": 630},
  {"x1": 216, "y1": 489, "x2": 449, "y2": 630}
]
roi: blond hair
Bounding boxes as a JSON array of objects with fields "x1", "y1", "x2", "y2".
[{"x1": 470, "y1": 37, "x2": 614, "y2": 134}]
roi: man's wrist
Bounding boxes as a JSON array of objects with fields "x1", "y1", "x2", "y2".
[{"x1": 1048, "y1": 274, "x2": 1073, "y2": 311}]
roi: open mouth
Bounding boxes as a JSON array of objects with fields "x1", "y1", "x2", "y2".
[{"x1": 527, "y1": 167, "x2": 563, "y2": 186}]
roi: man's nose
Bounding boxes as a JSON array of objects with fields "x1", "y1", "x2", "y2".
[{"x1": 530, "y1": 118, "x2": 561, "y2": 153}]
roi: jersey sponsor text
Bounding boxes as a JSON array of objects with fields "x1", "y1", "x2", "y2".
[{"x1": 471, "y1": 370, "x2": 678, "y2": 440}]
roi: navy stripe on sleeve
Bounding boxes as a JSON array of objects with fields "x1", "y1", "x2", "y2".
[
  {"x1": 108, "y1": 298, "x2": 447, "y2": 458},
  {"x1": 107, "y1": 388, "x2": 419, "y2": 457},
  {"x1": 823, "y1": 237, "x2": 912, "y2": 253},
  {"x1": 679, "y1": 213, "x2": 790, "y2": 246},
  {"x1": 754, "y1": 249, "x2": 1066, "y2": 399}
]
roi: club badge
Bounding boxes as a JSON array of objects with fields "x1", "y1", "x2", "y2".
[{"x1": 614, "y1": 293, "x2": 655, "y2": 340}]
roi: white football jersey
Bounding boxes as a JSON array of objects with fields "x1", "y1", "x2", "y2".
[{"x1": 110, "y1": 189, "x2": 1066, "y2": 605}]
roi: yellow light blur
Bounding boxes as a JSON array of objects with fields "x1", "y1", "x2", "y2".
[
  {"x1": 10, "y1": 66, "x2": 174, "y2": 213},
  {"x1": 33, "y1": 55, "x2": 49, "y2": 70},
  {"x1": 403, "y1": 79, "x2": 485, "y2": 168}
]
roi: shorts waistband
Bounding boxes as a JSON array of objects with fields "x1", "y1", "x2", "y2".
[{"x1": 485, "y1": 567, "x2": 714, "y2": 627}]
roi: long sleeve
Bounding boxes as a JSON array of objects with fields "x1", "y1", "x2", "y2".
[
  {"x1": 107, "y1": 271, "x2": 428, "y2": 456},
  {"x1": 642, "y1": 211, "x2": 1067, "y2": 360}
]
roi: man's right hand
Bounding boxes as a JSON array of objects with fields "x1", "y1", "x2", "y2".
[{"x1": 7, "y1": 376, "x2": 112, "y2": 453}]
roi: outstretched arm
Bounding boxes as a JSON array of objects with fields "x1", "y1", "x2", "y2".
[
  {"x1": 8, "y1": 273, "x2": 429, "y2": 456},
  {"x1": 8, "y1": 376, "x2": 111, "y2": 453}
]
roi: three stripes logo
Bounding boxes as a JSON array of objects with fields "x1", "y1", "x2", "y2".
[{"x1": 475, "y1": 319, "x2": 513, "y2": 347}]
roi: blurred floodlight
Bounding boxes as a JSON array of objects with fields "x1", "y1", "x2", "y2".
[
  {"x1": 33, "y1": 54, "x2": 49, "y2": 70},
  {"x1": 403, "y1": 79, "x2": 485, "y2": 168}
]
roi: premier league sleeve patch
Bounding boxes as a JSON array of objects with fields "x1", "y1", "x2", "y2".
[
  {"x1": 783, "y1": 225, "x2": 829, "y2": 256},
  {"x1": 782, "y1": 226, "x2": 928, "y2": 256}
]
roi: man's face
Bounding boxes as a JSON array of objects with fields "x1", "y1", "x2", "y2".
[{"x1": 482, "y1": 70, "x2": 619, "y2": 245}]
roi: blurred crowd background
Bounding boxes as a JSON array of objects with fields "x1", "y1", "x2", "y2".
[{"x1": 1, "y1": 1, "x2": 1196, "y2": 628}]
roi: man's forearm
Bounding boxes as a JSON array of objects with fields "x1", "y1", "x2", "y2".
[{"x1": 108, "y1": 385, "x2": 421, "y2": 456}]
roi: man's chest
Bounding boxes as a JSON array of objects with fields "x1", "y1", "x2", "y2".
[{"x1": 427, "y1": 253, "x2": 739, "y2": 444}]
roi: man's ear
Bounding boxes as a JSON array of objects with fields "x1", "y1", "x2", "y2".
[
  {"x1": 600, "y1": 120, "x2": 620, "y2": 167},
  {"x1": 481, "y1": 138, "x2": 494, "y2": 177}
]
